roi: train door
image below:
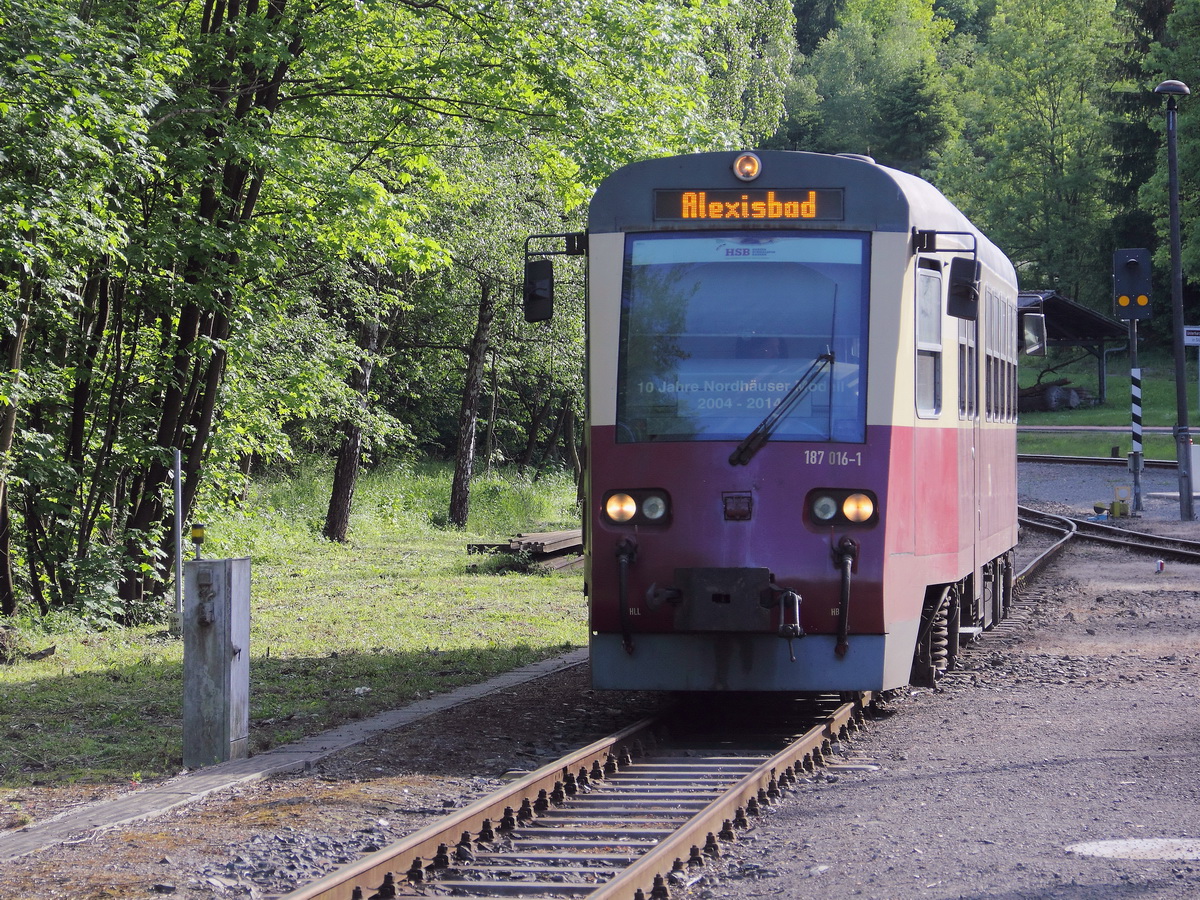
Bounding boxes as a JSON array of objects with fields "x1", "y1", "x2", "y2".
[
  {"x1": 961, "y1": 313, "x2": 983, "y2": 622},
  {"x1": 958, "y1": 288, "x2": 986, "y2": 631}
]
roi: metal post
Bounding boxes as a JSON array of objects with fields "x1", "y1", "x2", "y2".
[
  {"x1": 173, "y1": 449, "x2": 184, "y2": 629},
  {"x1": 1129, "y1": 320, "x2": 1143, "y2": 512},
  {"x1": 1156, "y1": 80, "x2": 1194, "y2": 520}
]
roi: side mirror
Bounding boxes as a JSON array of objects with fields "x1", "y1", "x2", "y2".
[
  {"x1": 523, "y1": 258, "x2": 554, "y2": 322},
  {"x1": 947, "y1": 256, "x2": 980, "y2": 320},
  {"x1": 1021, "y1": 312, "x2": 1047, "y2": 357}
]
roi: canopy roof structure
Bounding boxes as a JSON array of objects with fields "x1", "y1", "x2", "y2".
[{"x1": 1018, "y1": 290, "x2": 1128, "y2": 404}]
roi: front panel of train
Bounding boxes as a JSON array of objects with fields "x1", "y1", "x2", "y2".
[{"x1": 584, "y1": 152, "x2": 914, "y2": 692}]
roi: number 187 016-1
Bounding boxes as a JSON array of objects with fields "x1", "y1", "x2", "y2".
[{"x1": 805, "y1": 450, "x2": 862, "y2": 466}]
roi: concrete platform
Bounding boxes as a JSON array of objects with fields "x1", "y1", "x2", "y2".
[{"x1": 0, "y1": 648, "x2": 588, "y2": 862}]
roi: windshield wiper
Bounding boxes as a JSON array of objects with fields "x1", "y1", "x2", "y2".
[{"x1": 728, "y1": 352, "x2": 834, "y2": 466}]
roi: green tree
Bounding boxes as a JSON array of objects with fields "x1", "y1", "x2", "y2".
[
  {"x1": 705, "y1": 0, "x2": 797, "y2": 139},
  {"x1": 871, "y1": 60, "x2": 960, "y2": 172},
  {"x1": 0, "y1": 0, "x2": 797, "y2": 616},
  {"x1": 793, "y1": 0, "x2": 848, "y2": 55},
  {"x1": 0, "y1": 0, "x2": 181, "y2": 619},
  {"x1": 772, "y1": 0, "x2": 957, "y2": 170},
  {"x1": 933, "y1": 0, "x2": 1119, "y2": 305},
  {"x1": 1147, "y1": 0, "x2": 1200, "y2": 301}
]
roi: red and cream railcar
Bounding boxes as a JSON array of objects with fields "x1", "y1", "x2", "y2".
[{"x1": 526, "y1": 150, "x2": 1023, "y2": 692}]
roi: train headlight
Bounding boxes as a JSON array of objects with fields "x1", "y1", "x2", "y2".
[
  {"x1": 733, "y1": 152, "x2": 762, "y2": 182},
  {"x1": 843, "y1": 493, "x2": 875, "y2": 523},
  {"x1": 605, "y1": 493, "x2": 638, "y2": 523},
  {"x1": 811, "y1": 495, "x2": 839, "y2": 522},
  {"x1": 641, "y1": 495, "x2": 668, "y2": 521},
  {"x1": 602, "y1": 490, "x2": 672, "y2": 526},
  {"x1": 806, "y1": 489, "x2": 879, "y2": 527}
]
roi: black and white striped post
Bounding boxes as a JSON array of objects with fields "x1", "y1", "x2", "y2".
[{"x1": 1131, "y1": 358, "x2": 1144, "y2": 511}]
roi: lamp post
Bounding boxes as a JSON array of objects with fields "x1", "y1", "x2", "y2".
[{"x1": 1155, "y1": 79, "x2": 1194, "y2": 521}]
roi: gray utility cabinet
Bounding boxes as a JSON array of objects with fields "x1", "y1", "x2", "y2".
[{"x1": 183, "y1": 557, "x2": 251, "y2": 768}]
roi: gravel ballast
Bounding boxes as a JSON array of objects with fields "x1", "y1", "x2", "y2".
[{"x1": 706, "y1": 535, "x2": 1200, "y2": 900}]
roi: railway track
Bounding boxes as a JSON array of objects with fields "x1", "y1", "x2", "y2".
[
  {"x1": 1017, "y1": 453, "x2": 1177, "y2": 468},
  {"x1": 282, "y1": 514, "x2": 1199, "y2": 900},
  {"x1": 1015, "y1": 506, "x2": 1077, "y2": 584},
  {"x1": 281, "y1": 695, "x2": 872, "y2": 900},
  {"x1": 1018, "y1": 504, "x2": 1200, "y2": 565}
]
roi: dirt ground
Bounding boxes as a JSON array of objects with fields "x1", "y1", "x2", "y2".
[
  {"x1": 0, "y1": 665, "x2": 669, "y2": 899},
  {"x1": 1, "y1": 515, "x2": 1198, "y2": 899},
  {"x1": 709, "y1": 531, "x2": 1200, "y2": 900}
]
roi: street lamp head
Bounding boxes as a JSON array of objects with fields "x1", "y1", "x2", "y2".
[{"x1": 1155, "y1": 79, "x2": 1191, "y2": 97}]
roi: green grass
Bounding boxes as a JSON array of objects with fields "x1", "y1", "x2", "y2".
[
  {"x1": 0, "y1": 463, "x2": 586, "y2": 789},
  {"x1": 1017, "y1": 430, "x2": 1178, "y2": 459},
  {"x1": 1018, "y1": 347, "x2": 1198, "y2": 460}
]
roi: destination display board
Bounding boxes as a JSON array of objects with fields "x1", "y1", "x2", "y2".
[{"x1": 654, "y1": 189, "x2": 844, "y2": 222}]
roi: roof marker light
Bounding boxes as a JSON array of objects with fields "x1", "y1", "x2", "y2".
[{"x1": 733, "y1": 152, "x2": 762, "y2": 182}]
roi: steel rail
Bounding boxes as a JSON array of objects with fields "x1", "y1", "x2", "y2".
[
  {"x1": 287, "y1": 506, "x2": 1194, "y2": 900},
  {"x1": 586, "y1": 695, "x2": 867, "y2": 900},
  {"x1": 280, "y1": 696, "x2": 873, "y2": 900},
  {"x1": 1016, "y1": 505, "x2": 1077, "y2": 585},
  {"x1": 1063, "y1": 516, "x2": 1200, "y2": 563},
  {"x1": 280, "y1": 716, "x2": 663, "y2": 900},
  {"x1": 1018, "y1": 453, "x2": 1176, "y2": 468},
  {"x1": 1018, "y1": 503, "x2": 1200, "y2": 570}
]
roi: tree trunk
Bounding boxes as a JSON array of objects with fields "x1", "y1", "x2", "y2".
[
  {"x1": 449, "y1": 279, "x2": 496, "y2": 528},
  {"x1": 565, "y1": 409, "x2": 585, "y2": 509},
  {"x1": 0, "y1": 314, "x2": 29, "y2": 616},
  {"x1": 484, "y1": 350, "x2": 498, "y2": 474},
  {"x1": 324, "y1": 319, "x2": 380, "y2": 542},
  {"x1": 561, "y1": 396, "x2": 580, "y2": 480},
  {"x1": 0, "y1": 491, "x2": 12, "y2": 617},
  {"x1": 325, "y1": 424, "x2": 364, "y2": 542},
  {"x1": 516, "y1": 384, "x2": 554, "y2": 474},
  {"x1": 533, "y1": 392, "x2": 569, "y2": 481}
]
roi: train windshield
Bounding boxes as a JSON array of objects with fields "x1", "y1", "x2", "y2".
[{"x1": 616, "y1": 231, "x2": 868, "y2": 444}]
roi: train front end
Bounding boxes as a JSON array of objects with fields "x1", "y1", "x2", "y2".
[
  {"x1": 580, "y1": 151, "x2": 925, "y2": 693},
  {"x1": 525, "y1": 149, "x2": 1019, "y2": 693}
]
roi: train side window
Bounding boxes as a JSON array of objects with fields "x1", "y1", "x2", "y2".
[
  {"x1": 983, "y1": 290, "x2": 1000, "y2": 422},
  {"x1": 916, "y1": 263, "x2": 942, "y2": 417},
  {"x1": 958, "y1": 318, "x2": 976, "y2": 420}
]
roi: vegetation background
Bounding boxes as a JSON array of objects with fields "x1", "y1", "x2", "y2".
[
  {"x1": 1, "y1": 464, "x2": 584, "y2": 791},
  {"x1": 2, "y1": 0, "x2": 1200, "y2": 790}
]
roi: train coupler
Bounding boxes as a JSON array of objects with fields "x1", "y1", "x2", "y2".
[
  {"x1": 645, "y1": 583, "x2": 682, "y2": 610},
  {"x1": 778, "y1": 590, "x2": 804, "y2": 662}
]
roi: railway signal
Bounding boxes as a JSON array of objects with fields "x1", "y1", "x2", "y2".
[
  {"x1": 1112, "y1": 248, "x2": 1151, "y2": 320},
  {"x1": 1114, "y1": 248, "x2": 1152, "y2": 510}
]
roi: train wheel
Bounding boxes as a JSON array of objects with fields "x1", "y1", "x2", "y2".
[{"x1": 910, "y1": 584, "x2": 959, "y2": 687}]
